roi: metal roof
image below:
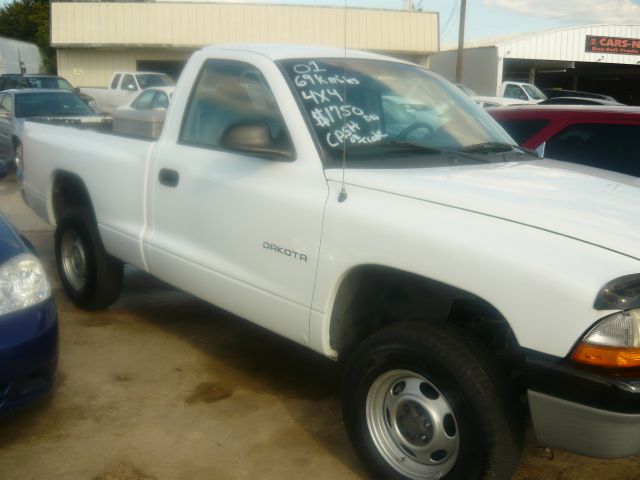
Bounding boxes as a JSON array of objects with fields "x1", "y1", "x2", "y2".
[{"x1": 443, "y1": 24, "x2": 640, "y2": 65}]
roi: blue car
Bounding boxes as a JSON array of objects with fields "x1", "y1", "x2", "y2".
[{"x1": 0, "y1": 162, "x2": 58, "y2": 415}]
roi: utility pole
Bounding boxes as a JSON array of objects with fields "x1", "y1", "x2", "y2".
[{"x1": 455, "y1": 0, "x2": 467, "y2": 83}]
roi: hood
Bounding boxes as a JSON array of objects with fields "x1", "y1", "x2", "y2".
[
  {"x1": 326, "y1": 159, "x2": 640, "y2": 260},
  {"x1": 0, "y1": 214, "x2": 27, "y2": 265}
]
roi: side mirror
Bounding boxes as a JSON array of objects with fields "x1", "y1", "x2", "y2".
[
  {"x1": 534, "y1": 142, "x2": 546, "y2": 159},
  {"x1": 220, "y1": 121, "x2": 294, "y2": 161},
  {"x1": 74, "y1": 87, "x2": 80, "y2": 94},
  {"x1": 0, "y1": 161, "x2": 7, "y2": 180},
  {"x1": 127, "y1": 84, "x2": 137, "y2": 91}
]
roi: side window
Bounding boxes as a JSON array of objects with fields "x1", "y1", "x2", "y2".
[
  {"x1": 495, "y1": 118, "x2": 549, "y2": 145},
  {"x1": 111, "y1": 74, "x2": 121, "y2": 90},
  {"x1": 1, "y1": 94, "x2": 12, "y2": 114},
  {"x1": 132, "y1": 90, "x2": 156, "y2": 109},
  {"x1": 546, "y1": 123, "x2": 640, "y2": 177},
  {"x1": 151, "y1": 92, "x2": 169, "y2": 109},
  {"x1": 504, "y1": 85, "x2": 527, "y2": 101},
  {"x1": 180, "y1": 59, "x2": 290, "y2": 156},
  {"x1": 121, "y1": 74, "x2": 137, "y2": 91}
]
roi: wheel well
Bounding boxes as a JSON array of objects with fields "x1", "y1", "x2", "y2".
[
  {"x1": 330, "y1": 265, "x2": 519, "y2": 361},
  {"x1": 52, "y1": 171, "x2": 95, "y2": 222}
]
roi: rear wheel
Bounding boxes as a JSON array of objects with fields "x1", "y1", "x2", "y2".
[
  {"x1": 342, "y1": 322, "x2": 523, "y2": 480},
  {"x1": 55, "y1": 208, "x2": 123, "y2": 310}
]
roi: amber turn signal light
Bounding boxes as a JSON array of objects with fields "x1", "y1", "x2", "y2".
[{"x1": 572, "y1": 342, "x2": 640, "y2": 368}]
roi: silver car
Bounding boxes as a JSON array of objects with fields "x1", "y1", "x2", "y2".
[
  {"x1": 112, "y1": 87, "x2": 174, "y2": 138},
  {"x1": 0, "y1": 89, "x2": 107, "y2": 168}
]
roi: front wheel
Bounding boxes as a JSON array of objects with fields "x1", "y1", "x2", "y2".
[
  {"x1": 55, "y1": 208, "x2": 123, "y2": 310},
  {"x1": 341, "y1": 322, "x2": 523, "y2": 480}
]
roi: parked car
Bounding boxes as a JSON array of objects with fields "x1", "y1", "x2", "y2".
[
  {"x1": 538, "y1": 96, "x2": 624, "y2": 106},
  {"x1": 112, "y1": 86, "x2": 174, "y2": 138},
  {"x1": 542, "y1": 88, "x2": 617, "y2": 102},
  {"x1": 0, "y1": 74, "x2": 98, "y2": 110},
  {"x1": 488, "y1": 105, "x2": 640, "y2": 176},
  {"x1": 0, "y1": 162, "x2": 58, "y2": 415},
  {"x1": 471, "y1": 95, "x2": 531, "y2": 108},
  {"x1": 81, "y1": 72, "x2": 174, "y2": 114},
  {"x1": 20, "y1": 45, "x2": 640, "y2": 479},
  {"x1": 0, "y1": 89, "x2": 110, "y2": 168},
  {"x1": 454, "y1": 83, "x2": 477, "y2": 96}
]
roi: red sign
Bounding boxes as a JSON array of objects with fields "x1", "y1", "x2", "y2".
[{"x1": 586, "y1": 35, "x2": 640, "y2": 56}]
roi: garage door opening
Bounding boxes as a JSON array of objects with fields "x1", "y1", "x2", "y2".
[{"x1": 136, "y1": 61, "x2": 187, "y2": 82}]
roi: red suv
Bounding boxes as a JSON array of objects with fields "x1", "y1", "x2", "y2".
[{"x1": 488, "y1": 106, "x2": 640, "y2": 177}]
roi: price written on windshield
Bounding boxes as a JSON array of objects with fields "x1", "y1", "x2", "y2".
[{"x1": 292, "y1": 61, "x2": 387, "y2": 147}]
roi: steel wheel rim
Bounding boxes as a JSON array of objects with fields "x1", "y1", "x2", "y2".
[
  {"x1": 366, "y1": 369, "x2": 460, "y2": 479},
  {"x1": 61, "y1": 228, "x2": 88, "y2": 292}
]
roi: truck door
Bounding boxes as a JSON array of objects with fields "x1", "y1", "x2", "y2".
[
  {"x1": 145, "y1": 57, "x2": 328, "y2": 346},
  {"x1": 114, "y1": 74, "x2": 138, "y2": 111}
]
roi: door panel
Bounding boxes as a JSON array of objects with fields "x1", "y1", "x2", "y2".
[{"x1": 145, "y1": 58, "x2": 328, "y2": 345}]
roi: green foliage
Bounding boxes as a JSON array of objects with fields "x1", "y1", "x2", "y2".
[{"x1": 0, "y1": 0, "x2": 55, "y2": 73}]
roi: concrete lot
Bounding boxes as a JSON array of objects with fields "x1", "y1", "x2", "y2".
[{"x1": 0, "y1": 175, "x2": 638, "y2": 480}]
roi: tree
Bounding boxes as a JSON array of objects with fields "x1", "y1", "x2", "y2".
[{"x1": 0, "y1": 0, "x2": 54, "y2": 73}]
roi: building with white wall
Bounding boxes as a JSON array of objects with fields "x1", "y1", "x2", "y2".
[
  {"x1": 51, "y1": 1, "x2": 439, "y2": 87},
  {"x1": 429, "y1": 24, "x2": 640, "y2": 104}
]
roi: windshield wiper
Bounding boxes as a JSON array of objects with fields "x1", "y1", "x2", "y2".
[
  {"x1": 378, "y1": 140, "x2": 490, "y2": 163},
  {"x1": 459, "y1": 142, "x2": 517, "y2": 154},
  {"x1": 377, "y1": 140, "x2": 447, "y2": 154}
]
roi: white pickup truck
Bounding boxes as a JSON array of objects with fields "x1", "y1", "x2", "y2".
[
  {"x1": 20, "y1": 45, "x2": 640, "y2": 480},
  {"x1": 499, "y1": 81, "x2": 547, "y2": 103},
  {"x1": 81, "y1": 71, "x2": 174, "y2": 114},
  {"x1": 472, "y1": 81, "x2": 547, "y2": 107}
]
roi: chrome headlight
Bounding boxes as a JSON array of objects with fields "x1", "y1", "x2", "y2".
[
  {"x1": 582, "y1": 310, "x2": 640, "y2": 348},
  {"x1": 572, "y1": 309, "x2": 640, "y2": 368},
  {"x1": 0, "y1": 253, "x2": 52, "y2": 316}
]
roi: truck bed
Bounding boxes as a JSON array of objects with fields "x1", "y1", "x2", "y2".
[{"x1": 21, "y1": 120, "x2": 155, "y2": 269}]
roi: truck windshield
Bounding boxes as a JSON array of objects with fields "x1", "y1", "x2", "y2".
[
  {"x1": 522, "y1": 84, "x2": 546, "y2": 101},
  {"x1": 136, "y1": 74, "x2": 174, "y2": 89},
  {"x1": 15, "y1": 92, "x2": 95, "y2": 118},
  {"x1": 281, "y1": 59, "x2": 516, "y2": 165}
]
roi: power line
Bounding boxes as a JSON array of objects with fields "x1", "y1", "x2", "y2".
[
  {"x1": 467, "y1": 1, "x2": 619, "y2": 31},
  {"x1": 441, "y1": 0, "x2": 461, "y2": 38}
]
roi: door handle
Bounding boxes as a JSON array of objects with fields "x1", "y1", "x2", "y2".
[{"x1": 159, "y1": 168, "x2": 180, "y2": 187}]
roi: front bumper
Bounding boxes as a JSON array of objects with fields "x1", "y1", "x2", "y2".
[
  {"x1": 529, "y1": 390, "x2": 640, "y2": 458},
  {"x1": 0, "y1": 299, "x2": 58, "y2": 415},
  {"x1": 524, "y1": 352, "x2": 640, "y2": 458}
]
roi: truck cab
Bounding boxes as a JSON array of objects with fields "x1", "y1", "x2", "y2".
[{"x1": 499, "y1": 81, "x2": 547, "y2": 103}]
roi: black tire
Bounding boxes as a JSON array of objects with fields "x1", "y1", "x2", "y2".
[
  {"x1": 341, "y1": 322, "x2": 523, "y2": 480},
  {"x1": 55, "y1": 208, "x2": 123, "y2": 310}
]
